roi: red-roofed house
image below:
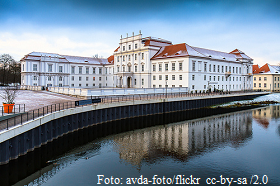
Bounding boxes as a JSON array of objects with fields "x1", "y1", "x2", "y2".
[
  {"x1": 253, "y1": 63, "x2": 280, "y2": 92},
  {"x1": 113, "y1": 32, "x2": 253, "y2": 91}
]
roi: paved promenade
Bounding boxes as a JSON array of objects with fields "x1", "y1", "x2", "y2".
[
  {"x1": 0, "y1": 91, "x2": 269, "y2": 132},
  {"x1": 0, "y1": 90, "x2": 81, "y2": 112}
]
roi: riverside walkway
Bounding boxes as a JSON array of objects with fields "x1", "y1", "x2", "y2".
[
  {"x1": 0, "y1": 90, "x2": 268, "y2": 132},
  {"x1": 0, "y1": 90, "x2": 269, "y2": 165}
]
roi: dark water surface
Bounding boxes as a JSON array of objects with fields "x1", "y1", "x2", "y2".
[{"x1": 16, "y1": 105, "x2": 280, "y2": 186}]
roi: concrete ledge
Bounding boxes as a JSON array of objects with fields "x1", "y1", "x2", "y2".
[{"x1": 0, "y1": 92, "x2": 269, "y2": 144}]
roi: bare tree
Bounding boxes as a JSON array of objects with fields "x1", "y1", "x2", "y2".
[
  {"x1": 0, "y1": 54, "x2": 16, "y2": 85},
  {"x1": 0, "y1": 86, "x2": 18, "y2": 104}
]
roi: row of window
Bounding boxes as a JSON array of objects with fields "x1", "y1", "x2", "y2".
[
  {"x1": 36, "y1": 83, "x2": 106, "y2": 87},
  {"x1": 71, "y1": 76, "x2": 108, "y2": 81},
  {"x1": 254, "y1": 77, "x2": 280, "y2": 81},
  {"x1": 122, "y1": 43, "x2": 138, "y2": 51},
  {"x1": 152, "y1": 62, "x2": 183, "y2": 72},
  {"x1": 32, "y1": 64, "x2": 64, "y2": 73},
  {"x1": 71, "y1": 83, "x2": 103, "y2": 87},
  {"x1": 117, "y1": 65, "x2": 145, "y2": 72},
  {"x1": 151, "y1": 84, "x2": 250, "y2": 90},
  {"x1": 153, "y1": 75, "x2": 183, "y2": 81},
  {"x1": 31, "y1": 64, "x2": 110, "y2": 75},
  {"x1": 254, "y1": 83, "x2": 280, "y2": 88},
  {"x1": 71, "y1": 66, "x2": 109, "y2": 75},
  {"x1": 192, "y1": 61, "x2": 248, "y2": 74},
  {"x1": 34, "y1": 76, "x2": 64, "y2": 81},
  {"x1": 35, "y1": 76, "x2": 108, "y2": 82},
  {"x1": 191, "y1": 84, "x2": 245, "y2": 90},
  {"x1": 192, "y1": 75, "x2": 250, "y2": 82},
  {"x1": 151, "y1": 75, "x2": 250, "y2": 82},
  {"x1": 152, "y1": 85, "x2": 183, "y2": 88},
  {"x1": 117, "y1": 53, "x2": 144, "y2": 62}
]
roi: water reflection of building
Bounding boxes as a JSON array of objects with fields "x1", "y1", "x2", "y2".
[
  {"x1": 113, "y1": 111, "x2": 253, "y2": 167},
  {"x1": 253, "y1": 105, "x2": 280, "y2": 119},
  {"x1": 252, "y1": 105, "x2": 280, "y2": 128}
]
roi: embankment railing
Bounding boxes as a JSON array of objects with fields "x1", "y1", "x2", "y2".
[{"x1": 0, "y1": 91, "x2": 257, "y2": 132}]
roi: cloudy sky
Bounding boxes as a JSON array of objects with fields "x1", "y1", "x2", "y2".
[{"x1": 0, "y1": 0, "x2": 280, "y2": 66}]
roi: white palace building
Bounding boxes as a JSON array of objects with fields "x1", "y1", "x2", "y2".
[{"x1": 21, "y1": 32, "x2": 253, "y2": 92}]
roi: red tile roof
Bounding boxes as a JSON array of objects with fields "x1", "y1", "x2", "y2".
[
  {"x1": 253, "y1": 65, "x2": 260, "y2": 74},
  {"x1": 230, "y1": 49, "x2": 252, "y2": 60},
  {"x1": 151, "y1": 43, "x2": 252, "y2": 61},
  {"x1": 254, "y1": 63, "x2": 280, "y2": 74},
  {"x1": 259, "y1": 63, "x2": 270, "y2": 73},
  {"x1": 152, "y1": 43, "x2": 188, "y2": 59},
  {"x1": 107, "y1": 55, "x2": 114, "y2": 64},
  {"x1": 114, "y1": 46, "x2": 120, "y2": 52}
]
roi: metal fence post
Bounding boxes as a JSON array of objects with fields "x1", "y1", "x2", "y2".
[
  {"x1": 21, "y1": 114, "x2": 22, "y2": 124},
  {"x1": 33, "y1": 110, "x2": 34, "y2": 120},
  {"x1": 7, "y1": 119, "x2": 8, "y2": 130},
  {"x1": 24, "y1": 104, "x2": 25, "y2": 113}
]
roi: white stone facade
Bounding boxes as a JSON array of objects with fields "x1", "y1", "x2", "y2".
[
  {"x1": 151, "y1": 55, "x2": 253, "y2": 92},
  {"x1": 113, "y1": 32, "x2": 172, "y2": 88},
  {"x1": 113, "y1": 33, "x2": 253, "y2": 92},
  {"x1": 20, "y1": 52, "x2": 114, "y2": 88},
  {"x1": 21, "y1": 33, "x2": 253, "y2": 92}
]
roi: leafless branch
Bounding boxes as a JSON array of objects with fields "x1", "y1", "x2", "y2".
[{"x1": 0, "y1": 86, "x2": 19, "y2": 104}]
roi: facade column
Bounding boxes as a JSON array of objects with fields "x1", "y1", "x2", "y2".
[{"x1": 123, "y1": 76, "x2": 127, "y2": 88}]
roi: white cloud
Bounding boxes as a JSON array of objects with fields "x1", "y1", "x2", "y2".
[
  {"x1": 0, "y1": 19, "x2": 280, "y2": 67},
  {"x1": 0, "y1": 30, "x2": 117, "y2": 61}
]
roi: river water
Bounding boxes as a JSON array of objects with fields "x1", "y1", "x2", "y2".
[
  {"x1": 11, "y1": 93, "x2": 280, "y2": 186},
  {"x1": 16, "y1": 105, "x2": 279, "y2": 186}
]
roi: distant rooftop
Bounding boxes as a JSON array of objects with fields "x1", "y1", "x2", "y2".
[
  {"x1": 254, "y1": 63, "x2": 280, "y2": 74},
  {"x1": 151, "y1": 43, "x2": 252, "y2": 62},
  {"x1": 21, "y1": 52, "x2": 113, "y2": 65}
]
